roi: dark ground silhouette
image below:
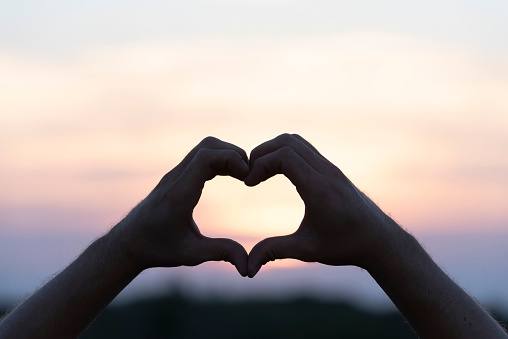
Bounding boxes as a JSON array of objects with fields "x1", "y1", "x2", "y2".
[{"x1": 3, "y1": 291, "x2": 506, "y2": 338}]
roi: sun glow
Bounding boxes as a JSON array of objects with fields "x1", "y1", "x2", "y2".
[{"x1": 1, "y1": 33, "x2": 507, "y2": 238}]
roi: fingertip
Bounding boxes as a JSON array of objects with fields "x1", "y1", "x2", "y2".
[
  {"x1": 239, "y1": 149, "x2": 249, "y2": 165},
  {"x1": 247, "y1": 241, "x2": 266, "y2": 278},
  {"x1": 224, "y1": 152, "x2": 250, "y2": 181},
  {"x1": 240, "y1": 159, "x2": 250, "y2": 176},
  {"x1": 242, "y1": 159, "x2": 249, "y2": 170},
  {"x1": 243, "y1": 160, "x2": 266, "y2": 187},
  {"x1": 234, "y1": 252, "x2": 249, "y2": 277},
  {"x1": 230, "y1": 244, "x2": 249, "y2": 277},
  {"x1": 247, "y1": 264, "x2": 261, "y2": 278},
  {"x1": 228, "y1": 241, "x2": 249, "y2": 277},
  {"x1": 244, "y1": 175, "x2": 258, "y2": 187},
  {"x1": 235, "y1": 263, "x2": 248, "y2": 277},
  {"x1": 249, "y1": 148, "x2": 260, "y2": 166}
]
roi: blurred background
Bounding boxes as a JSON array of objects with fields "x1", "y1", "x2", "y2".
[{"x1": 1, "y1": 0, "x2": 507, "y2": 336}]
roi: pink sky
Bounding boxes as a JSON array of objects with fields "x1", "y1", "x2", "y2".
[
  {"x1": 2, "y1": 34, "x2": 507, "y2": 237},
  {"x1": 1, "y1": 14, "x2": 507, "y2": 307}
]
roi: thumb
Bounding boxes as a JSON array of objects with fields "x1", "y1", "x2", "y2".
[
  {"x1": 248, "y1": 235, "x2": 302, "y2": 278},
  {"x1": 199, "y1": 237, "x2": 249, "y2": 277}
]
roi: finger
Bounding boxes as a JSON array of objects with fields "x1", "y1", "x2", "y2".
[
  {"x1": 175, "y1": 148, "x2": 249, "y2": 202},
  {"x1": 198, "y1": 237, "x2": 249, "y2": 277},
  {"x1": 290, "y1": 133, "x2": 326, "y2": 160},
  {"x1": 249, "y1": 133, "x2": 326, "y2": 173},
  {"x1": 164, "y1": 137, "x2": 248, "y2": 184},
  {"x1": 244, "y1": 146, "x2": 320, "y2": 199},
  {"x1": 247, "y1": 235, "x2": 302, "y2": 278}
]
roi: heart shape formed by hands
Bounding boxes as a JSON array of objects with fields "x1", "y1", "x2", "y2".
[{"x1": 124, "y1": 134, "x2": 390, "y2": 280}]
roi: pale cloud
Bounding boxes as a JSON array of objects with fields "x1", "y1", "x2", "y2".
[
  {"x1": 1, "y1": 33, "x2": 507, "y2": 235},
  {"x1": 2, "y1": 1, "x2": 507, "y2": 57}
]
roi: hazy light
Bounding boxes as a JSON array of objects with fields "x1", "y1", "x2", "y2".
[{"x1": 2, "y1": 33, "x2": 507, "y2": 237}]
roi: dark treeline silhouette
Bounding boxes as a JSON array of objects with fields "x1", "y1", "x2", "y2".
[
  {"x1": 3, "y1": 291, "x2": 506, "y2": 339},
  {"x1": 84, "y1": 293, "x2": 416, "y2": 339}
]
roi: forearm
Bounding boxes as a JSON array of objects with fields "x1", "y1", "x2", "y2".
[
  {"x1": 0, "y1": 226, "x2": 141, "y2": 338},
  {"x1": 368, "y1": 220, "x2": 507, "y2": 338}
]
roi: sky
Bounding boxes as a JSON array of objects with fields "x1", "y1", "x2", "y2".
[{"x1": 1, "y1": 1, "x2": 508, "y2": 310}]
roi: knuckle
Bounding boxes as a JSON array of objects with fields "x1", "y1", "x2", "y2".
[
  {"x1": 278, "y1": 133, "x2": 295, "y2": 144},
  {"x1": 195, "y1": 147, "x2": 212, "y2": 162},
  {"x1": 200, "y1": 136, "x2": 220, "y2": 147},
  {"x1": 157, "y1": 170, "x2": 173, "y2": 186},
  {"x1": 226, "y1": 149, "x2": 239, "y2": 158},
  {"x1": 278, "y1": 145, "x2": 295, "y2": 158}
]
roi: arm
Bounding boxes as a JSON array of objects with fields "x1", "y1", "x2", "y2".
[
  {"x1": 0, "y1": 137, "x2": 249, "y2": 339},
  {"x1": 245, "y1": 133, "x2": 507, "y2": 338}
]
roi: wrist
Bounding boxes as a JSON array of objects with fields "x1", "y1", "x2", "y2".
[
  {"x1": 365, "y1": 219, "x2": 433, "y2": 297},
  {"x1": 103, "y1": 223, "x2": 146, "y2": 276},
  {"x1": 361, "y1": 214, "x2": 416, "y2": 274}
]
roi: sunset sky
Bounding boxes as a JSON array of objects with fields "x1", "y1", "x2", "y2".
[{"x1": 1, "y1": 1, "x2": 507, "y2": 309}]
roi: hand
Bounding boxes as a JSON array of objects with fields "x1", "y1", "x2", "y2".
[
  {"x1": 115, "y1": 137, "x2": 250, "y2": 276},
  {"x1": 245, "y1": 134, "x2": 399, "y2": 277}
]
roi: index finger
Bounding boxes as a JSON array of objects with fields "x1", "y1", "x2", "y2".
[
  {"x1": 171, "y1": 148, "x2": 250, "y2": 207},
  {"x1": 163, "y1": 137, "x2": 248, "y2": 185},
  {"x1": 249, "y1": 133, "x2": 328, "y2": 174},
  {"x1": 244, "y1": 146, "x2": 322, "y2": 201}
]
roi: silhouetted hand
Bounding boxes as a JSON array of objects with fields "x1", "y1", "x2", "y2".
[
  {"x1": 245, "y1": 133, "x2": 396, "y2": 277},
  {"x1": 115, "y1": 137, "x2": 250, "y2": 276}
]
